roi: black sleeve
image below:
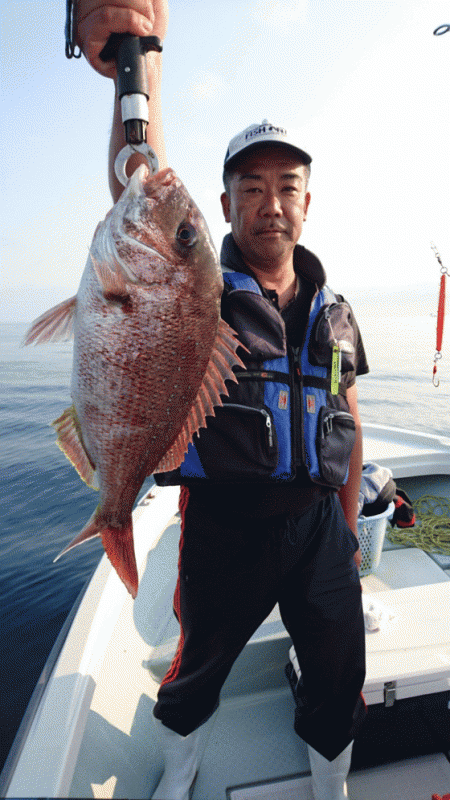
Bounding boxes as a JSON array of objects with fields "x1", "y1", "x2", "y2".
[
  {"x1": 340, "y1": 297, "x2": 369, "y2": 388},
  {"x1": 353, "y1": 315, "x2": 370, "y2": 377}
]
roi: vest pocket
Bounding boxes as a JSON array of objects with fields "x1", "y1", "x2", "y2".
[
  {"x1": 194, "y1": 403, "x2": 279, "y2": 480},
  {"x1": 316, "y1": 407, "x2": 356, "y2": 487},
  {"x1": 308, "y1": 302, "x2": 356, "y2": 373}
]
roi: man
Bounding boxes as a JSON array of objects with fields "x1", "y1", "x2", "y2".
[{"x1": 75, "y1": 4, "x2": 368, "y2": 799}]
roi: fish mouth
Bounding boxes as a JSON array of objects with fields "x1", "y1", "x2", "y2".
[
  {"x1": 128, "y1": 163, "x2": 180, "y2": 200},
  {"x1": 91, "y1": 166, "x2": 170, "y2": 282},
  {"x1": 113, "y1": 165, "x2": 171, "y2": 266},
  {"x1": 126, "y1": 163, "x2": 151, "y2": 197}
]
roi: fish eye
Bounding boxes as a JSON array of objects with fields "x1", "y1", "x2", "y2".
[{"x1": 176, "y1": 223, "x2": 197, "y2": 248}]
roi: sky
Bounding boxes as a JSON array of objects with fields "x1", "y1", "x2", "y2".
[{"x1": 1, "y1": 0, "x2": 449, "y2": 321}]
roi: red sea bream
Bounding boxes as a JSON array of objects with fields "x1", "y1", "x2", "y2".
[{"x1": 24, "y1": 165, "x2": 244, "y2": 597}]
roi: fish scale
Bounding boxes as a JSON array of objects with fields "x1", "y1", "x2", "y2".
[{"x1": 24, "y1": 164, "x2": 245, "y2": 597}]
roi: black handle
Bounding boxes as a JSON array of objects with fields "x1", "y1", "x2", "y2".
[
  {"x1": 99, "y1": 35, "x2": 163, "y2": 99},
  {"x1": 100, "y1": 34, "x2": 163, "y2": 145}
]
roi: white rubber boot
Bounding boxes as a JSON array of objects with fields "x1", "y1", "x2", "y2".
[
  {"x1": 151, "y1": 718, "x2": 201, "y2": 800},
  {"x1": 307, "y1": 741, "x2": 353, "y2": 800}
]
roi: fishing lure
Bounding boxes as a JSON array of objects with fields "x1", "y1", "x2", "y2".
[{"x1": 431, "y1": 243, "x2": 448, "y2": 387}]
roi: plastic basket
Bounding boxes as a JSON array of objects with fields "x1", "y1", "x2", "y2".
[{"x1": 357, "y1": 501, "x2": 395, "y2": 577}]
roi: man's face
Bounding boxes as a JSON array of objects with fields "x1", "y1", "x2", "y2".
[{"x1": 221, "y1": 145, "x2": 311, "y2": 271}]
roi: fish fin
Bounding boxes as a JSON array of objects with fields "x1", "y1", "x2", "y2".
[
  {"x1": 22, "y1": 296, "x2": 77, "y2": 346},
  {"x1": 154, "y1": 319, "x2": 247, "y2": 473},
  {"x1": 101, "y1": 522, "x2": 138, "y2": 599},
  {"x1": 53, "y1": 511, "x2": 101, "y2": 561},
  {"x1": 91, "y1": 254, "x2": 130, "y2": 298},
  {"x1": 54, "y1": 511, "x2": 138, "y2": 598},
  {"x1": 52, "y1": 405, "x2": 98, "y2": 488}
]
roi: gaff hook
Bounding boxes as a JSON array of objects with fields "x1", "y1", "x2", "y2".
[{"x1": 100, "y1": 34, "x2": 163, "y2": 186}]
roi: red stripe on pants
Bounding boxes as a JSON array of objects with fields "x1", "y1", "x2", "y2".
[{"x1": 160, "y1": 486, "x2": 190, "y2": 688}]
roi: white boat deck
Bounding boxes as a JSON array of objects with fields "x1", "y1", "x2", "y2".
[
  {"x1": 69, "y1": 489, "x2": 450, "y2": 800},
  {"x1": 3, "y1": 424, "x2": 450, "y2": 799}
]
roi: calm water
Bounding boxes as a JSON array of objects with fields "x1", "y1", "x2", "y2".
[{"x1": 1, "y1": 288, "x2": 448, "y2": 772}]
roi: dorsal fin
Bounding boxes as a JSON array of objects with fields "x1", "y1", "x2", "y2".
[
  {"x1": 52, "y1": 404, "x2": 98, "y2": 489},
  {"x1": 22, "y1": 296, "x2": 77, "y2": 346},
  {"x1": 153, "y1": 319, "x2": 246, "y2": 474}
]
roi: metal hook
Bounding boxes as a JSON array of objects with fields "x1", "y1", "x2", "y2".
[
  {"x1": 432, "y1": 353, "x2": 442, "y2": 387},
  {"x1": 102, "y1": 35, "x2": 163, "y2": 187},
  {"x1": 431, "y1": 242, "x2": 449, "y2": 275},
  {"x1": 433, "y1": 24, "x2": 450, "y2": 36},
  {"x1": 114, "y1": 142, "x2": 159, "y2": 187}
]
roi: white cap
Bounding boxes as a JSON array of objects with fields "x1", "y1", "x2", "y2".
[{"x1": 224, "y1": 119, "x2": 312, "y2": 170}]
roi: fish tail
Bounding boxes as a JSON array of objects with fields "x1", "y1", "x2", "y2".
[
  {"x1": 54, "y1": 510, "x2": 138, "y2": 599},
  {"x1": 101, "y1": 521, "x2": 139, "y2": 600}
]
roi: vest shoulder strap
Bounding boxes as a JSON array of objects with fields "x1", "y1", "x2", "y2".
[{"x1": 223, "y1": 270, "x2": 262, "y2": 295}]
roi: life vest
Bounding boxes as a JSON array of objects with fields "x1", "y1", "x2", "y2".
[{"x1": 155, "y1": 270, "x2": 356, "y2": 488}]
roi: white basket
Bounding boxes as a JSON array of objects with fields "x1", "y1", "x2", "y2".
[{"x1": 357, "y1": 501, "x2": 395, "y2": 577}]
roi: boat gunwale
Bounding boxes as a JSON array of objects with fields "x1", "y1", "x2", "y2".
[
  {"x1": 0, "y1": 578, "x2": 90, "y2": 797},
  {"x1": 361, "y1": 423, "x2": 450, "y2": 477}
]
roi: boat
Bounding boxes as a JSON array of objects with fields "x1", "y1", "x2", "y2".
[{"x1": 1, "y1": 422, "x2": 449, "y2": 799}]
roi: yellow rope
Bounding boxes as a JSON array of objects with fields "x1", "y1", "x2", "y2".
[{"x1": 386, "y1": 494, "x2": 450, "y2": 554}]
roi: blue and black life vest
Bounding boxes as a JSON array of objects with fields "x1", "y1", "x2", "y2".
[{"x1": 155, "y1": 270, "x2": 356, "y2": 488}]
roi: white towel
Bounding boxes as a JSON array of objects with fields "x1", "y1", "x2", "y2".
[
  {"x1": 362, "y1": 593, "x2": 397, "y2": 631},
  {"x1": 358, "y1": 463, "x2": 393, "y2": 515}
]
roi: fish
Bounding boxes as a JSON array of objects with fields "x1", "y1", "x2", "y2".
[{"x1": 24, "y1": 164, "x2": 245, "y2": 598}]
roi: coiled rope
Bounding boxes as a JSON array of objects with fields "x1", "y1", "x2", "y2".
[{"x1": 387, "y1": 495, "x2": 450, "y2": 554}]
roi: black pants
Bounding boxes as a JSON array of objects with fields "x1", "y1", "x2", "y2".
[{"x1": 153, "y1": 488, "x2": 366, "y2": 760}]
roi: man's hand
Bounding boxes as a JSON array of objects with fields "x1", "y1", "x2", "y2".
[
  {"x1": 354, "y1": 547, "x2": 362, "y2": 571},
  {"x1": 76, "y1": 1, "x2": 169, "y2": 77}
]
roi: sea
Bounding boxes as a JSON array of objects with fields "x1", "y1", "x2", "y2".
[{"x1": 1, "y1": 286, "x2": 449, "y2": 774}]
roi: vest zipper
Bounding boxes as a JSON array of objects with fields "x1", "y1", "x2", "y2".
[
  {"x1": 215, "y1": 404, "x2": 276, "y2": 453},
  {"x1": 289, "y1": 348, "x2": 302, "y2": 468},
  {"x1": 295, "y1": 285, "x2": 322, "y2": 469},
  {"x1": 262, "y1": 409, "x2": 274, "y2": 449},
  {"x1": 321, "y1": 410, "x2": 355, "y2": 438},
  {"x1": 296, "y1": 362, "x2": 306, "y2": 466}
]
